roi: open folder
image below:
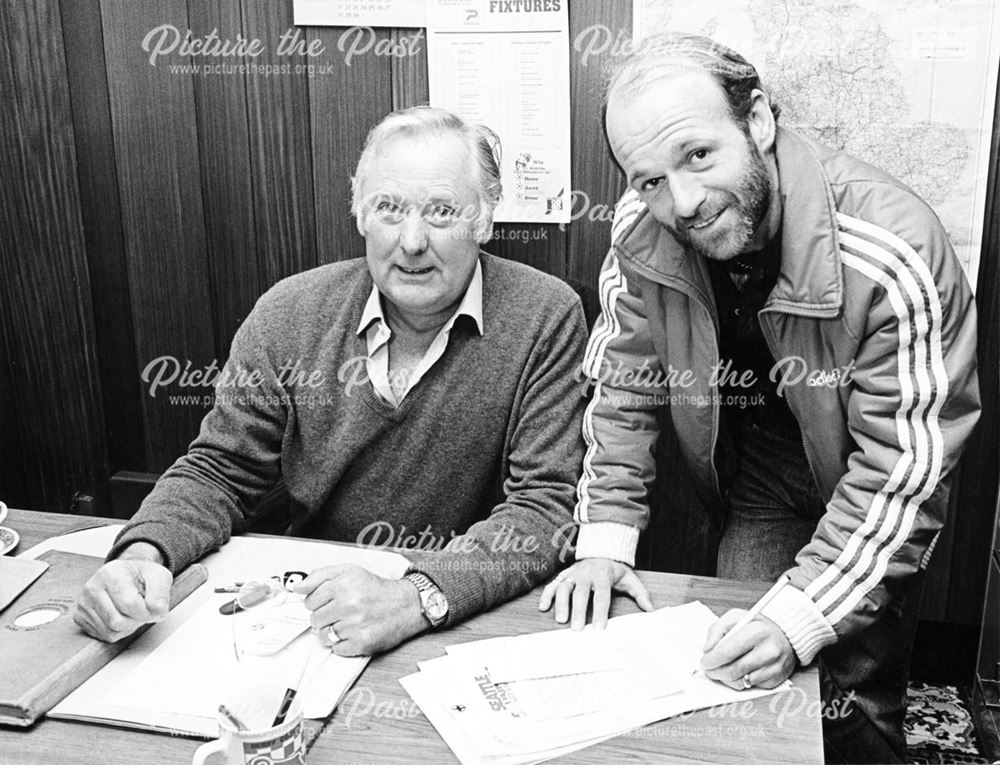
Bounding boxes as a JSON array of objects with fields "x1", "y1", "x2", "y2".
[
  {"x1": 0, "y1": 550, "x2": 206, "y2": 726},
  {"x1": 35, "y1": 530, "x2": 409, "y2": 737}
]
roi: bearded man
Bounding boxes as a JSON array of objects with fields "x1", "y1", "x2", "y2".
[{"x1": 541, "y1": 33, "x2": 980, "y2": 764}]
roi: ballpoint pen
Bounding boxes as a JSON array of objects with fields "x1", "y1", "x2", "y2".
[
  {"x1": 693, "y1": 574, "x2": 790, "y2": 681},
  {"x1": 711, "y1": 574, "x2": 790, "y2": 652}
]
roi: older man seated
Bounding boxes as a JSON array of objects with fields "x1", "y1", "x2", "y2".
[{"x1": 75, "y1": 106, "x2": 587, "y2": 656}]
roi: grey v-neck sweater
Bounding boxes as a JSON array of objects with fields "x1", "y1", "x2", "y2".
[{"x1": 110, "y1": 254, "x2": 587, "y2": 624}]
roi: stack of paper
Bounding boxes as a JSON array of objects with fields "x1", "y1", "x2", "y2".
[{"x1": 400, "y1": 601, "x2": 790, "y2": 765}]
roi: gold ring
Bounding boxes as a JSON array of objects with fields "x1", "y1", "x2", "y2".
[{"x1": 742, "y1": 673, "x2": 752, "y2": 690}]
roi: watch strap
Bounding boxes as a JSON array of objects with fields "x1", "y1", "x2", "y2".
[
  {"x1": 405, "y1": 570, "x2": 437, "y2": 594},
  {"x1": 405, "y1": 570, "x2": 448, "y2": 627}
]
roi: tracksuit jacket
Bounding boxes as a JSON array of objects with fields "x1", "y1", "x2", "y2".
[{"x1": 574, "y1": 126, "x2": 981, "y2": 664}]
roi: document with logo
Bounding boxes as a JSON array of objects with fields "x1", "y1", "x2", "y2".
[
  {"x1": 400, "y1": 602, "x2": 792, "y2": 764},
  {"x1": 427, "y1": 0, "x2": 571, "y2": 223}
]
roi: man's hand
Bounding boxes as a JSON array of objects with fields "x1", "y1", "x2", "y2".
[
  {"x1": 537, "y1": 558, "x2": 654, "y2": 630},
  {"x1": 73, "y1": 543, "x2": 172, "y2": 642},
  {"x1": 294, "y1": 564, "x2": 427, "y2": 657},
  {"x1": 700, "y1": 609, "x2": 797, "y2": 690}
]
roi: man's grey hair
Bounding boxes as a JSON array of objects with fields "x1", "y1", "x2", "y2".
[
  {"x1": 351, "y1": 106, "x2": 503, "y2": 243},
  {"x1": 604, "y1": 32, "x2": 780, "y2": 130}
]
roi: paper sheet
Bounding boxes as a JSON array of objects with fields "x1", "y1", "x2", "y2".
[
  {"x1": 451, "y1": 627, "x2": 624, "y2": 683},
  {"x1": 400, "y1": 671, "x2": 620, "y2": 765},
  {"x1": 461, "y1": 602, "x2": 707, "y2": 684},
  {"x1": 427, "y1": 0, "x2": 572, "y2": 223},
  {"x1": 20, "y1": 524, "x2": 124, "y2": 561},
  {"x1": 48, "y1": 533, "x2": 409, "y2": 736},
  {"x1": 293, "y1": 0, "x2": 428, "y2": 28},
  {"x1": 99, "y1": 590, "x2": 362, "y2": 730},
  {"x1": 401, "y1": 602, "x2": 793, "y2": 765}
]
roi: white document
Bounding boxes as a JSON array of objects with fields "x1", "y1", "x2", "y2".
[
  {"x1": 435, "y1": 603, "x2": 710, "y2": 739},
  {"x1": 20, "y1": 524, "x2": 124, "y2": 560},
  {"x1": 447, "y1": 628, "x2": 624, "y2": 683},
  {"x1": 401, "y1": 602, "x2": 792, "y2": 765},
  {"x1": 50, "y1": 534, "x2": 409, "y2": 736},
  {"x1": 293, "y1": 0, "x2": 428, "y2": 28},
  {"x1": 464, "y1": 602, "x2": 705, "y2": 684},
  {"x1": 427, "y1": 0, "x2": 572, "y2": 223},
  {"x1": 400, "y1": 670, "x2": 621, "y2": 765},
  {"x1": 95, "y1": 590, "x2": 355, "y2": 734}
]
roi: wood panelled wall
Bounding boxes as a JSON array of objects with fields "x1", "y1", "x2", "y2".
[
  {"x1": 1, "y1": 0, "x2": 997, "y2": 626},
  {"x1": 0, "y1": 0, "x2": 630, "y2": 509}
]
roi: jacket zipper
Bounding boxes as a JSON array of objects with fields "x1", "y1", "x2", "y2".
[
  {"x1": 630, "y1": 263, "x2": 726, "y2": 505},
  {"x1": 758, "y1": 307, "x2": 825, "y2": 495},
  {"x1": 622, "y1": 250, "x2": 832, "y2": 507},
  {"x1": 699, "y1": 292, "x2": 725, "y2": 505}
]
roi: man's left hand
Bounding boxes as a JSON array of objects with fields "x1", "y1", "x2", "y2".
[
  {"x1": 699, "y1": 609, "x2": 797, "y2": 690},
  {"x1": 294, "y1": 564, "x2": 427, "y2": 657}
]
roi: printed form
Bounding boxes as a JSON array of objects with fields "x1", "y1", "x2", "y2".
[
  {"x1": 427, "y1": 0, "x2": 572, "y2": 224},
  {"x1": 400, "y1": 601, "x2": 793, "y2": 764}
]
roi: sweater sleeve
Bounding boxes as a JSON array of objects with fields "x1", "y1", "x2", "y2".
[
  {"x1": 406, "y1": 293, "x2": 589, "y2": 625},
  {"x1": 107, "y1": 311, "x2": 288, "y2": 572}
]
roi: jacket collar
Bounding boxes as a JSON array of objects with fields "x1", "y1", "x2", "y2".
[{"x1": 614, "y1": 127, "x2": 843, "y2": 316}]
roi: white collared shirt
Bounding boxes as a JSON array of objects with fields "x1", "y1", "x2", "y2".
[{"x1": 356, "y1": 261, "x2": 484, "y2": 407}]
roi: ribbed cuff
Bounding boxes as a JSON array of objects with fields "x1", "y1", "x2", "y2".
[
  {"x1": 573, "y1": 522, "x2": 640, "y2": 567},
  {"x1": 760, "y1": 584, "x2": 838, "y2": 665}
]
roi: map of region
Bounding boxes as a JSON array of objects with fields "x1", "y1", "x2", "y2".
[{"x1": 636, "y1": 0, "x2": 999, "y2": 285}]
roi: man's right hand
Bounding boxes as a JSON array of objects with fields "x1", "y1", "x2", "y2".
[
  {"x1": 73, "y1": 543, "x2": 173, "y2": 642},
  {"x1": 538, "y1": 558, "x2": 654, "y2": 630}
]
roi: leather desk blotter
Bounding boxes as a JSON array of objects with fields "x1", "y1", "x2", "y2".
[{"x1": 0, "y1": 550, "x2": 208, "y2": 726}]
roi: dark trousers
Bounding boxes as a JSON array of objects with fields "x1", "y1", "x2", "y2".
[{"x1": 717, "y1": 422, "x2": 922, "y2": 764}]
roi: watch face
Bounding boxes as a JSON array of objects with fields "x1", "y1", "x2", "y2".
[{"x1": 424, "y1": 590, "x2": 448, "y2": 621}]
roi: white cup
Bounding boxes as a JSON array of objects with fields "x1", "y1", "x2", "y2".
[
  {"x1": 191, "y1": 685, "x2": 306, "y2": 765},
  {"x1": 0, "y1": 501, "x2": 17, "y2": 556}
]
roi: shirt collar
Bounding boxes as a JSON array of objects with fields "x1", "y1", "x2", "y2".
[{"x1": 356, "y1": 259, "x2": 484, "y2": 336}]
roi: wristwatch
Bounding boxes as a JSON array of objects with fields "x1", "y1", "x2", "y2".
[{"x1": 404, "y1": 570, "x2": 449, "y2": 628}]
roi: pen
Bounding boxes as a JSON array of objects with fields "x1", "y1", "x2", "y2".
[
  {"x1": 272, "y1": 688, "x2": 296, "y2": 726},
  {"x1": 219, "y1": 704, "x2": 248, "y2": 731},
  {"x1": 693, "y1": 574, "x2": 791, "y2": 682},
  {"x1": 712, "y1": 574, "x2": 790, "y2": 652}
]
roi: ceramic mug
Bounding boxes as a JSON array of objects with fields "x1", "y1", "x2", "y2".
[{"x1": 191, "y1": 690, "x2": 305, "y2": 765}]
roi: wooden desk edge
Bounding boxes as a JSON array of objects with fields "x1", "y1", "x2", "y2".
[{"x1": 2, "y1": 508, "x2": 824, "y2": 765}]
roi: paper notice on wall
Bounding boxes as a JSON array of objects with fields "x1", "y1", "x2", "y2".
[
  {"x1": 294, "y1": 0, "x2": 428, "y2": 28},
  {"x1": 427, "y1": 0, "x2": 572, "y2": 224}
]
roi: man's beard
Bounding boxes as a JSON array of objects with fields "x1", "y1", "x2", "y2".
[{"x1": 669, "y1": 139, "x2": 771, "y2": 261}]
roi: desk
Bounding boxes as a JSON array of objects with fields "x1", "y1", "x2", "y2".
[{"x1": 1, "y1": 509, "x2": 823, "y2": 764}]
